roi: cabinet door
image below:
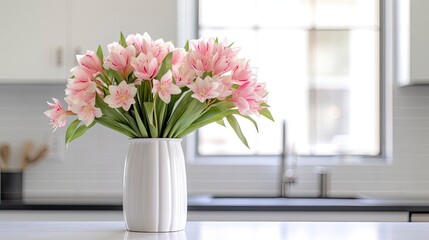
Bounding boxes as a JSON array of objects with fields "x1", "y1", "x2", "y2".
[
  {"x1": 69, "y1": 0, "x2": 178, "y2": 63},
  {"x1": 0, "y1": 0, "x2": 67, "y2": 83}
]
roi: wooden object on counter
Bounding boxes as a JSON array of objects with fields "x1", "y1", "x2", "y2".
[
  {"x1": 0, "y1": 144, "x2": 10, "y2": 171},
  {"x1": 19, "y1": 142, "x2": 48, "y2": 171}
]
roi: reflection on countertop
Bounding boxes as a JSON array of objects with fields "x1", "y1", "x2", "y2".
[{"x1": 2, "y1": 221, "x2": 429, "y2": 240}]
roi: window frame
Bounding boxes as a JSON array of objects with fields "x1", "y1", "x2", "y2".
[{"x1": 182, "y1": 0, "x2": 393, "y2": 167}]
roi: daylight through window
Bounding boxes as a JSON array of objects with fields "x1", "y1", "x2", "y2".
[{"x1": 197, "y1": 0, "x2": 380, "y2": 156}]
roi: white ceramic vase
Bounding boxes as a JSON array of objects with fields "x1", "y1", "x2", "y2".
[{"x1": 123, "y1": 138, "x2": 187, "y2": 232}]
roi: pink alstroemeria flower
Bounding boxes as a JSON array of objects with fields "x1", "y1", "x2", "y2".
[
  {"x1": 189, "y1": 76, "x2": 220, "y2": 103},
  {"x1": 185, "y1": 50, "x2": 211, "y2": 75},
  {"x1": 76, "y1": 50, "x2": 103, "y2": 75},
  {"x1": 185, "y1": 38, "x2": 238, "y2": 76},
  {"x1": 44, "y1": 98, "x2": 67, "y2": 130},
  {"x1": 126, "y1": 33, "x2": 144, "y2": 54},
  {"x1": 131, "y1": 53, "x2": 160, "y2": 81},
  {"x1": 232, "y1": 59, "x2": 253, "y2": 84},
  {"x1": 104, "y1": 81, "x2": 137, "y2": 111},
  {"x1": 192, "y1": 38, "x2": 215, "y2": 57},
  {"x1": 140, "y1": 33, "x2": 174, "y2": 64},
  {"x1": 185, "y1": 38, "x2": 216, "y2": 74},
  {"x1": 172, "y1": 48, "x2": 186, "y2": 66},
  {"x1": 65, "y1": 67, "x2": 97, "y2": 109},
  {"x1": 174, "y1": 64, "x2": 195, "y2": 88},
  {"x1": 211, "y1": 43, "x2": 238, "y2": 76},
  {"x1": 104, "y1": 43, "x2": 136, "y2": 77},
  {"x1": 66, "y1": 67, "x2": 95, "y2": 92},
  {"x1": 152, "y1": 70, "x2": 181, "y2": 104},
  {"x1": 216, "y1": 75, "x2": 233, "y2": 100},
  {"x1": 69, "y1": 101, "x2": 102, "y2": 126},
  {"x1": 232, "y1": 81, "x2": 267, "y2": 116}
]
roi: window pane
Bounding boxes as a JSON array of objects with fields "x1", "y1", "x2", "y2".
[
  {"x1": 256, "y1": 0, "x2": 312, "y2": 27},
  {"x1": 199, "y1": 0, "x2": 257, "y2": 27},
  {"x1": 314, "y1": 0, "x2": 380, "y2": 27},
  {"x1": 197, "y1": 0, "x2": 380, "y2": 156}
]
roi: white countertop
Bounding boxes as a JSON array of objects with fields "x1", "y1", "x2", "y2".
[{"x1": 0, "y1": 221, "x2": 428, "y2": 240}]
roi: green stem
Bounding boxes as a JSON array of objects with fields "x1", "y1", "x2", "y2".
[{"x1": 153, "y1": 94, "x2": 158, "y2": 130}]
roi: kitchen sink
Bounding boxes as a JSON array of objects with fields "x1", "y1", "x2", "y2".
[{"x1": 212, "y1": 196, "x2": 363, "y2": 200}]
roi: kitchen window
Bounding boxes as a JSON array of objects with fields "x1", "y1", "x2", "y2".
[{"x1": 191, "y1": 0, "x2": 385, "y2": 162}]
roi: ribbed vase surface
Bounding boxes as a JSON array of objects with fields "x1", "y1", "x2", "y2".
[{"x1": 123, "y1": 138, "x2": 187, "y2": 232}]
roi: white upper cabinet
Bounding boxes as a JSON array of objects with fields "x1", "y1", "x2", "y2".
[
  {"x1": 397, "y1": 0, "x2": 429, "y2": 86},
  {"x1": 0, "y1": 0, "x2": 68, "y2": 83},
  {"x1": 0, "y1": 0, "x2": 178, "y2": 84},
  {"x1": 70, "y1": 0, "x2": 178, "y2": 58}
]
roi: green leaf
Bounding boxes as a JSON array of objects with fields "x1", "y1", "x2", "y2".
[
  {"x1": 65, "y1": 119, "x2": 81, "y2": 144},
  {"x1": 97, "y1": 73, "x2": 111, "y2": 86},
  {"x1": 176, "y1": 108, "x2": 235, "y2": 138},
  {"x1": 66, "y1": 122, "x2": 95, "y2": 145},
  {"x1": 155, "y1": 96, "x2": 167, "y2": 135},
  {"x1": 184, "y1": 40, "x2": 189, "y2": 51},
  {"x1": 211, "y1": 100, "x2": 235, "y2": 110},
  {"x1": 141, "y1": 80, "x2": 153, "y2": 102},
  {"x1": 168, "y1": 99, "x2": 206, "y2": 137},
  {"x1": 96, "y1": 45, "x2": 104, "y2": 66},
  {"x1": 133, "y1": 105, "x2": 148, "y2": 137},
  {"x1": 116, "y1": 122, "x2": 140, "y2": 137},
  {"x1": 143, "y1": 102, "x2": 158, "y2": 137},
  {"x1": 143, "y1": 102, "x2": 154, "y2": 124},
  {"x1": 119, "y1": 32, "x2": 127, "y2": 48},
  {"x1": 216, "y1": 119, "x2": 226, "y2": 127},
  {"x1": 238, "y1": 114, "x2": 259, "y2": 132},
  {"x1": 96, "y1": 117, "x2": 135, "y2": 138},
  {"x1": 163, "y1": 90, "x2": 194, "y2": 137},
  {"x1": 165, "y1": 88, "x2": 185, "y2": 121},
  {"x1": 155, "y1": 52, "x2": 173, "y2": 80},
  {"x1": 201, "y1": 71, "x2": 213, "y2": 79},
  {"x1": 123, "y1": 113, "x2": 143, "y2": 137},
  {"x1": 110, "y1": 69, "x2": 125, "y2": 83},
  {"x1": 226, "y1": 115, "x2": 249, "y2": 148},
  {"x1": 260, "y1": 108, "x2": 274, "y2": 121},
  {"x1": 215, "y1": 37, "x2": 219, "y2": 44}
]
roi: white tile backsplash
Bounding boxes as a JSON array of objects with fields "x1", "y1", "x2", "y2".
[
  {"x1": 0, "y1": 84, "x2": 128, "y2": 199},
  {"x1": 185, "y1": 83, "x2": 429, "y2": 199},
  {"x1": 2, "y1": 76, "x2": 429, "y2": 200}
]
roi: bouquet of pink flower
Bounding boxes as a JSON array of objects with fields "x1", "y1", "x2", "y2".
[{"x1": 44, "y1": 33, "x2": 273, "y2": 147}]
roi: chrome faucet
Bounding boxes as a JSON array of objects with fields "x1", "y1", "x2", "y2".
[
  {"x1": 314, "y1": 166, "x2": 330, "y2": 198},
  {"x1": 280, "y1": 121, "x2": 297, "y2": 197}
]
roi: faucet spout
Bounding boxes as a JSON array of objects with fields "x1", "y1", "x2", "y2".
[{"x1": 280, "y1": 120, "x2": 297, "y2": 197}]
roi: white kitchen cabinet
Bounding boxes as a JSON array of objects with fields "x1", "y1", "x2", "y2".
[
  {"x1": 70, "y1": 0, "x2": 177, "y2": 57},
  {"x1": 410, "y1": 213, "x2": 429, "y2": 222},
  {"x1": 0, "y1": 0, "x2": 68, "y2": 83},
  {"x1": 397, "y1": 0, "x2": 429, "y2": 86},
  {"x1": 188, "y1": 211, "x2": 409, "y2": 222},
  {"x1": 0, "y1": 0, "x2": 178, "y2": 84}
]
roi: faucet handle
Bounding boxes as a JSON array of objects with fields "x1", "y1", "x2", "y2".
[{"x1": 283, "y1": 169, "x2": 297, "y2": 184}]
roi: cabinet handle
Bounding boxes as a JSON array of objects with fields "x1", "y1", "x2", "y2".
[
  {"x1": 74, "y1": 47, "x2": 82, "y2": 65},
  {"x1": 56, "y1": 47, "x2": 63, "y2": 67}
]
